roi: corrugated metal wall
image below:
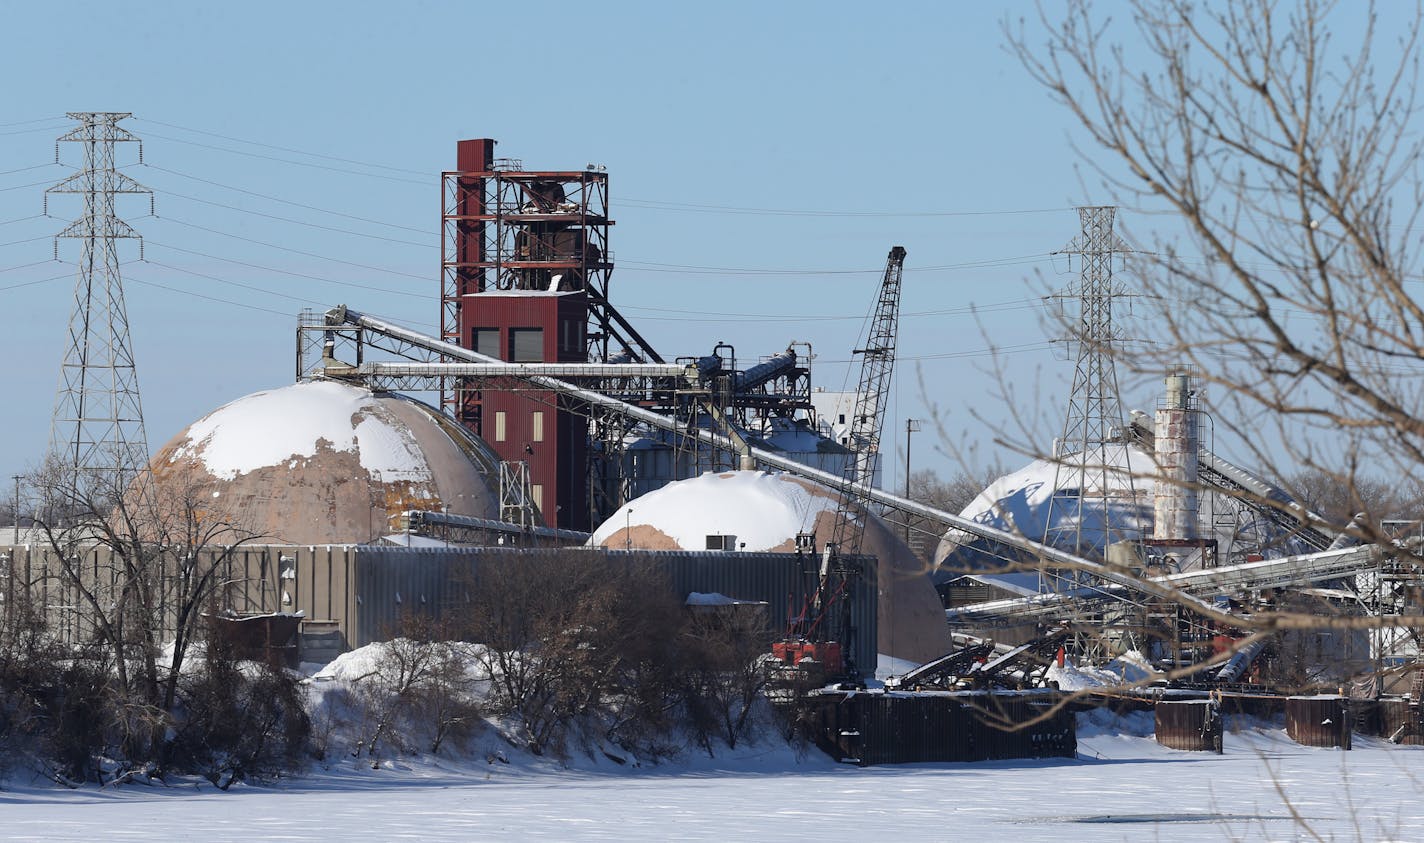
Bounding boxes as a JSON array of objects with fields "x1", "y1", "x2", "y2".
[
  {"x1": 349, "y1": 546, "x2": 878, "y2": 672},
  {"x1": 1, "y1": 543, "x2": 876, "y2": 674}
]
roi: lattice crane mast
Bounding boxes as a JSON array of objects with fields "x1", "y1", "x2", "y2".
[
  {"x1": 830, "y1": 244, "x2": 907, "y2": 554},
  {"x1": 780, "y1": 246, "x2": 906, "y2": 679}
]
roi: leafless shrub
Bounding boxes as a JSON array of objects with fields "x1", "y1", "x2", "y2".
[
  {"x1": 465, "y1": 553, "x2": 708, "y2": 760},
  {"x1": 681, "y1": 605, "x2": 773, "y2": 752},
  {"x1": 355, "y1": 616, "x2": 483, "y2": 760},
  {"x1": 164, "y1": 623, "x2": 310, "y2": 788}
]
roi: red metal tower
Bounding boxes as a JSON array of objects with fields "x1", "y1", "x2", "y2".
[{"x1": 441, "y1": 139, "x2": 657, "y2": 530}]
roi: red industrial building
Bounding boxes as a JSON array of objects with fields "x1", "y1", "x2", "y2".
[{"x1": 441, "y1": 138, "x2": 646, "y2": 531}]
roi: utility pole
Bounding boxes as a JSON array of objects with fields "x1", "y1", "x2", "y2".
[
  {"x1": 903, "y1": 418, "x2": 920, "y2": 546},
  {"x1": 44, "y1": 113, "x2": 153, "y2": 501},
  {"x1": 10, "y1": 474, "x2": 20, "y2": 537}
]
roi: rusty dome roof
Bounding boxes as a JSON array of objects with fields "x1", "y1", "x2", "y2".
[{"x1": 149, "y1": 379, "x2": 501, "y2": 544}]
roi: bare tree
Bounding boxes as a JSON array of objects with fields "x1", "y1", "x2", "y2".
[
  {"x1": 681, "y1": 605, "x2": 773, "y2": 752},
  {"x1": 463, "y1": 553, "x2": 697, "y2": 759},
  {"x1": 885, "y1": 0, "x2": 1424, "y2": 705},
  {"x1": 355, "y1": 616, "x2": 481, "y2": 759},
  {"x1": 1008, "y1": 0, "x2": 1424, "y2": 552},
  {"x1": 27, "y1": 457, "x2": 265, "y2": 770}
]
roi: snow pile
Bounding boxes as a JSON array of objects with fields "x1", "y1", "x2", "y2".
[
  {"x1": 169, "y1": 380, "x2": 431, "y2": 481},
  {"x1": 1046, "y1": 650, "x2": 1161, "y2": 691},
  {"x1": 588, "y1": 470, "x2": 844, "y2": 552},
  {"x1": 301, "y1": 641, "x2": 792, "y2": 778}
]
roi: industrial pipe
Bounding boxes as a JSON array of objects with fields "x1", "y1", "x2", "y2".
[
  {"x1": 336, "y1": 361, "x2": 697, "y2": 380},
  {"x1": 326, "y1": 305, "x2": 1224, "y2": 616}
]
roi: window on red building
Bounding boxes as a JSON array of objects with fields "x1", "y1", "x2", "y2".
[{"x1": 510, "y1": 328, "x2": 544, "y2": 362}]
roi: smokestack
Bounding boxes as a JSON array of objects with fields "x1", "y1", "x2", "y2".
[{"x1": 1153, "y1": 371, "x2": 1199, "y2": 540}]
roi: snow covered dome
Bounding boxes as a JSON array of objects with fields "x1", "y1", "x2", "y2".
[
  {"x1": 933, "y1": 444, "x2": 1153, "y2": 585},
  {"x1": 148, "y1": 379, "x2": 502, "y2": 544},
  {"x1": 932, "y1": 442, "x2": 1316, "y2": 592},
  {"x1": 589, "y1": 470, "x2": 951, "y2": 664}
]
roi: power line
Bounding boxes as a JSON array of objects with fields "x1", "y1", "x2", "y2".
[
  {"x1": 814, "y1": 340, "x2": 1056, "y2": 365},
  {"x1": 142, "y1": 164, "x2": 430, "y2": 234},
  {"x1": 0, "y1": 269, "x2": 72, "y2": 292},
  {"x1": 0, "y1": 259, "x2": 59, "y2": 276},
  {"x1": 143, "y1": 258, "x2": 328, "y2": 306},
  {"x1": 0, "y1": 234, "x2": 53, "y2": 249},
  {"x1": 140, "y1": 130, "x2": 429, "y2": 185},
  {"x1": 0, "y1": 123, "x2": 70, "y2": 138},
  {"x1": 618, "y1": 297, "x2": 1043, "y2": 322},
  {"x1": 127, "y1": 119, "x2": 1069, "y2": 220},
  {"x1": 156, "y1": 216, "x2": 430, "y2": 280},
  {"x1": 0, "y1": 178, "x2": 62, "y2": 194},
  {"x1": 123, "y1": 120, "x2": 1072, "y2": 225},
  {"x1": 0, "y1": 116, "x2": 65, "y2": 129},
  {"x1": 0, "y1": 163, "x2": 61, "y2": 178},
  {"x1": 616, "y1": 253, "x2": 1053, "y2": 277},
  {"x1": 144, "y1": 239, "x2": 429, "y2": 299},
  {"x1": 125, "y1": 272, "x2": 296, "y2": 318},
  {"x1": 134, "y1": 118, "x2": 430, "y2": 177},
  {"x1": 154, "y1": 189, "x2": 434, "y2": 247},
  {"x1": 141, "y1": 259, "x2": 434, "y2": 333},
  {"x1": 618, "y1": 198, "x2": 1074, "y2": 218},
  {"x1": 0, "y1": 215, "x2": 43, "y2": 227}
]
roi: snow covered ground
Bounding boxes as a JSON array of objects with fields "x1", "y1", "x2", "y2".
[{"x1": 5, "y1": 712, "x2": 1424, "y2": 841}]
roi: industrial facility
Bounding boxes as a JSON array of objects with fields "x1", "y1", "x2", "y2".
[{"x1": 6, "y1": 116, "x2": 1424, "y2": 765}]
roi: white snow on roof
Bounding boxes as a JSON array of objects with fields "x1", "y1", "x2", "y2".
[
  {"x1": 963, "y1": 443, "x2": 1156, "y2": 522},
  {"x1": 938, "y1": 443, "x2": 1156, "y2": 556},
  {"x1": 170, "y1": 380, "x2": 432, "y2": 481},
  {"x1": 589, "y1": 470, "x2": 840, "y2": 552},
  {"x1": 685, "y1": 592, "x2": 767, "y2": 607},
  {"x1": 758, "y1": 417, "x2": 833, "y2": 453},
  {"x1": 381, "y1": 533, "x2": 453, "y2": 548}
]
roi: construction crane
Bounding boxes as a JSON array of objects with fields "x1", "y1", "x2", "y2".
[
  {"x1": 835, "y1": 244, "x2": 908, "y2": 536},
  {"x1": 778, "y1": 246, "x2": 908, "y2": 679}
]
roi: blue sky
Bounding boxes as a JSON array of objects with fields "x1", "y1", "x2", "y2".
[{"x1": 0, "y1": 1, "x2": 1290, "y2": 497}]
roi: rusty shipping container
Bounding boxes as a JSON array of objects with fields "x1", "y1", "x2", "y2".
[
  {"x1": 1155, "y1": 699, "x2": 1223, "y2": 752},
  {"x1": 1285, "y1": 695, "x2": 1352, "y2": 749}
]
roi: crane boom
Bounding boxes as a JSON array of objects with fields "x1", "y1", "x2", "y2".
[
  {"x1": 831, "y1": 245, "x2": 907, "y2": 553},
  {"x1": 799, "y1": 246, "x2": 905, "y2": 676}
]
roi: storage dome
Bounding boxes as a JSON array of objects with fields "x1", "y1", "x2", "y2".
[
  {"x1": 148, "y1": 379, "x2": 502, "y2": 544},
  {"x1": 589, "y1": 470, "x2": 951, "y2": 664}
]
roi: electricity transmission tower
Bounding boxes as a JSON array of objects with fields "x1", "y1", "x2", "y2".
[
  {"x1": 44, "y1": 112, "x2": 153, "y2": 499},
  {"x1": 1042, "y1": 206, "x2": 1136, "y2": 575}
]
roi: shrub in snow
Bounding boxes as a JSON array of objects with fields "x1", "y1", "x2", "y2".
[
  {"x1": 163, "y1": 633, "x2": 311, "y2": 788},
  {"x1": 351, "y1": 622, "x2": 485, "y2": 760}
]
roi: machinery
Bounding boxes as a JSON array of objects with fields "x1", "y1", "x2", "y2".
[{"x1": 773, "y1": 246, "x2": 907, "y2": 681}]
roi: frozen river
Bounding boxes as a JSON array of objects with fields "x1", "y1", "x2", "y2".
[{"x1": 4, "y1": 718, "x2": 1423, "y2": 842}]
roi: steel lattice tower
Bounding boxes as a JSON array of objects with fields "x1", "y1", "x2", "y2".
[
  {"x1": 45, "y1": 112, "x2": 153, "y2": 496},
  {"x1": 1042, "y1": 206, "x2": 1134, "y2": 569}
]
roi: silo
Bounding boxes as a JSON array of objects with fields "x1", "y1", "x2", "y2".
[{"x1": 1153, "y1": 371, "x2": 1199, "y2": 541}]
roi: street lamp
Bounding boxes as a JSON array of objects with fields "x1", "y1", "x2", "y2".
[
  {"x1": 904, "y1": 419, "x2": 921, "y2": 545},
  {"x1": 625, "y1": 507, "x2": 633, "y2": 551}
]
